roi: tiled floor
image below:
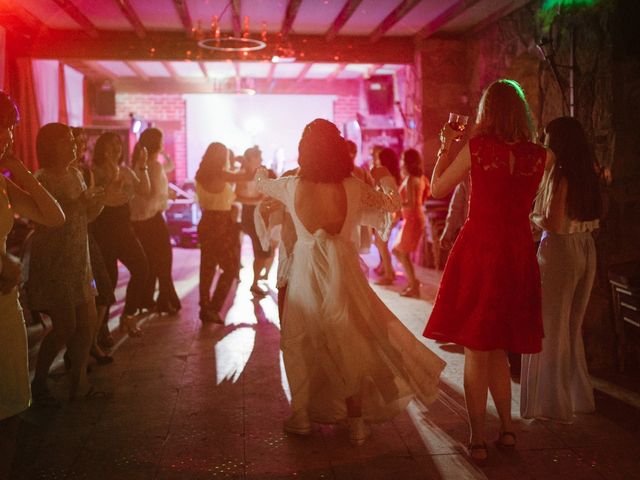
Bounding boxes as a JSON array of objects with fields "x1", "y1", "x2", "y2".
[{"x1": 12, "y1": 246, "x2": 640, "y2": 479}]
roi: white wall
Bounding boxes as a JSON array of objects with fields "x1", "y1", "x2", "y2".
[{"x1": 184, "y1": 93, "x2": 335, "y2": 179}]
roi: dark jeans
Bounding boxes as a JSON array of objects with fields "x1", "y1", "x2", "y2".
[
  {"x1": 92, "y1": 222, "x2": 149, "y2": 316},
  {"x1": 198, "y1": 210, "x2": 240, "y2": 312},
  {"x1": 132, "y1": 212, "x2": 180, "y2": 309}
]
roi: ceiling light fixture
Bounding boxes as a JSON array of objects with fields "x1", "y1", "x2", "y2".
[{"x1": 196, "y1": 2, "x2": 267, "y2": 53}]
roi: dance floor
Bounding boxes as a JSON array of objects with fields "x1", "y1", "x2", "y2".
[{"x1": 14, "y1": 243, "x2": 640, "y2": 479}]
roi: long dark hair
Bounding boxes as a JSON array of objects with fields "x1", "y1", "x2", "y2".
[
  {"x1": 92, "y1": 131, "x2": 124, "y2": 167},
  {"x1": 195, "y1": 142, "x2": 228, "y2": 185},
  {"x1": 298, "y1": 119, "x2": 353, "y2": 183},
  {"x1": 379, "y1": 147, "x2": 401, "y2": 184},
  {"x1": 402, "y1": 148, "x2": 423, "y2": 177},
  {"x1": 545, "y1": 117, "x2": 601, "y2": 221},
  {"x1": 36, "y1": 122, "x2": 71, "y2": 169},
  {"x1": 138, "y1": 127, "x2": 163, "y2": 155}
]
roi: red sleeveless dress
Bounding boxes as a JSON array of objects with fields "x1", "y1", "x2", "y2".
[{"x1": 423, "y1": 135, "x2": 546, "y2": 353}]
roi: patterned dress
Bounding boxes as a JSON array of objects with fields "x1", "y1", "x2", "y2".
[
  {"x1": 424, "y1": 135, "x2": 546, "y2": 353},
  {"x1": 26, "y1": 168, "x2": 95, "y2": 311}
]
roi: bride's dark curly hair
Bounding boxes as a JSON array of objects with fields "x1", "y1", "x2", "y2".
[{"x1": 298, "y1": 119, "x2": 353, "y2": 183}]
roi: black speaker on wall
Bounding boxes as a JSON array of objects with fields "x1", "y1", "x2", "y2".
[
  {"x1": 91, "y1": 80, "x2": 116, "y2": 116},
  {"x1": 365, "y1": 75, "x2": 394, "y2": 115}
]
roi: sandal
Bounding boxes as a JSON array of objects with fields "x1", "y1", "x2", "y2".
[
  {"x1": 400, "y1": 283, "x2": 421, "y2": 298},
  {"x1": 495, "y1": 431, "x2": 516, "y2": 449},
  {"x1": 467, "y1": 442, "x2": 488, "y2": 464},
  {"x1": 119, "y1": 314, "x2": 142, "y2": 337}
]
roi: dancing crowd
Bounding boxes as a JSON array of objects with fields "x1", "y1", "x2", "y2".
[{"x1": 1, "y1": 77, "x2": 602, "y2": 476}]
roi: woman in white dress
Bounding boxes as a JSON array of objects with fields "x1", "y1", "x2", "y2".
[
  {"x1": 0, "y1": 92, "x2": 65, "y2": 479},
  {"x1": 255, "y1": 119, "x2": 445, "y2": 445},
  {"x1": 520, "y1": 117, "x2": 601, "y2": 422}
]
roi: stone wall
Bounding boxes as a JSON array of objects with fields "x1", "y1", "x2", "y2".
[{"x1": 417, "y1": 38, "x2": 471, "y2": 174}]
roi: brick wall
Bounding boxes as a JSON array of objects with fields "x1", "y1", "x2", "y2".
[{"x1": 115, "y1": 93, "x2": 187, "y2": 183}]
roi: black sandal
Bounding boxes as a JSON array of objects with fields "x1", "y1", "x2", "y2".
[
  {"x1": 468, "y1": 442, "x2": 488, "y2": 464},
  {"x1": 495, "y1": 431, "x2": 517, "y2": 449}
]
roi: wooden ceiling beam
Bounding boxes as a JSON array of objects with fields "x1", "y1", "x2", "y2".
[
  {"x1": 417, "y1": 0, "x2": 483, "y2": 39},
  {"x1": 113, "y1": 0, "x2": 147, "y2": 39},
  {"x1": 266, "y1": 63, "x2": 277, "y2": 83},
  {"x1": 15, "y1": 31, "x2": 415, "y2": 64},
  {"x1": 369, "y1": 0, "x2": 421, "y2": 44},
  {"x1": 172, "y1": 0, "x2": 193, "y2": 36},
  {"x1": 112, "y1": 77, "x2": 361, "y2": 96},
  {"x1": 0, "y1": 3, "x2": 48, "y2": 36},
  {"x1": 233, "y1": 61, "x2": 241, "y2": 90},
  {"x1": 162, "y1": 61, "x2": 178, "y2": 78},
  {"x1": 51, "y1": 0, "x2": 99, "y2": 38},
  {"x1": 295, "y1": 63, "x2": 313, "y2": 82},
  {"x1": 198, "y1": 61, "x2": 209, "y2": 79},
  {"x1": 125, "y1": 61, "x2": 149, "y2": 81},
  {"x1": 281, "y1": 0, "x2": 303, "y2": 38},
  {"x1": 231, "y1": 0, "x2": 242, "y2": 37},
  {"x1": 83, "y1": 61, "x2": 118, "y2": 80},
  {"x1": 60, "y1": 59, "x2": 97, "y2": 78},
  {"x1": 325, "y1": 0, "x2": 363, "y2": 42},
  {"x1": 327, "y1": 63, "x2": 347, "y2": 82}
]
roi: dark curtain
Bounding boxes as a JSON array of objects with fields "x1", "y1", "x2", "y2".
[{"x1": 7, "y1": 58, "x2": 40, "y2": 171}]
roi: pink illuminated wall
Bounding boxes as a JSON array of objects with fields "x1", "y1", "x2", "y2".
[
  {"x1": 184, "y1": 94, "x2": 336, "y2": 179},
  {"x1": 113, "y1": 91, "x2": 363, "y2": 184}
]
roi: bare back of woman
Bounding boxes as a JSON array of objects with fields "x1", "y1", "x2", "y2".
[{"x1": 294, "y1": 180, "x2": 347, "y2": 235}]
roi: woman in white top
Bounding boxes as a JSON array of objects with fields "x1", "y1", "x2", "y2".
[
  {"x1": 255, "y1": 119, "x2": 444, "y2": 446},
  {"x1": 521, "y1": 116, "x2": 602, "y2": 423},
  {"x1": 195, "y1": 142, "x2": 255, "y2": 324},
  {"x1": 0, "y1": 91, "x2": 64, "y2": 478},
  {"x1": 130, "y1": 128, "x2": 181, "y2": 315}
]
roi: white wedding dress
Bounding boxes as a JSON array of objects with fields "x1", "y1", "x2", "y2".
[{"x1": 257, "y1": 174, "x2": 445, "y2": 424}]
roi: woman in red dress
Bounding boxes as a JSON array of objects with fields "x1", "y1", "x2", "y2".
[
  {"x1": 392, "y1": 149, "x2": 428, "y2": 297},
  {"x1": 423, "y1": 79, "x2": 552, "y2": 463}
]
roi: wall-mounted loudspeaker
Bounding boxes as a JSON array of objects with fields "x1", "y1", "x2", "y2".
[
  {"x1": 91, "y1": 80, "x2": 116, "y2": 116},
  {"x1": 365, "y1": 75, "x2": 394, "y2": 115}
]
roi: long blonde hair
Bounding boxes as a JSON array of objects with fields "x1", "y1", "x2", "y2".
[{"x1": 475, "y1": 79, "x2": 535, "y2": 143}]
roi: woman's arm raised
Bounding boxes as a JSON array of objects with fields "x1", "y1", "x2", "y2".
[{"x1": 2, "y1": 154, "x2": 65, "y2": 227}]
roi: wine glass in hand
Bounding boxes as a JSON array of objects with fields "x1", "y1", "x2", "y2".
[{"x1": 448, "y1": 113, "x2": 469, "y2": 142}]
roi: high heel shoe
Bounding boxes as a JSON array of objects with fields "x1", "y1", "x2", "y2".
[
  {"x1": 467, "y1": 442, "x2": 488, "y2": 465},
  {"x1": 156, "y1": 303, "x2": 178, "y2": 315},
  {"x1": 119, "y1": 314, "x2": 142, "y2": 337},
  {"x1": 90, "y1": 349, "x2": 114, "y2": 366},
  {"x1": 400, "y1": 283, "x2": 420, "y2": 298}
]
